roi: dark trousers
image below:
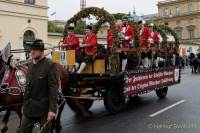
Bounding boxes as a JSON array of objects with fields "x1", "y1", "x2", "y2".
[{"x1": 19, "y1": 115, "x2": 51, "y2": 133}]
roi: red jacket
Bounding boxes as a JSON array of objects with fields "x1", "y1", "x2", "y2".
[
  {"x1": 149, "y1": 31, "x2": 160, "y2": 47},
  {"x1": 107, "y1": 30, "x2": 114, "y2": 48},
  {"x1": 62, "y1": 34, "x2": 80, "y2": 54},
  {"x1": 140, "y1": 27, "x2": 151, "y2": 47},
  {"x1": 116, "y1": 24, "x2": 122, "y2": 32},
  {"x1": 82, "y1": 33, "x2": 97, "y2": 55},
  {"x1": 120, "y1": 25, "x2": 135, "y2": 47}
]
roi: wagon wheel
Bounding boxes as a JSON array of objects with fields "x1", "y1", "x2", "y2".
[
  {"x1": 79, "y1": 99, "x2": 94, "y2": 109},
  {"x1": 66, "y1": 98, "x2": 93, "y2": 113},
  {"x1": 65, "y1": 90, "x2": 93, "y2": 114},
  {"x1": 104, "y1": 84, "x2": 125, "y2": 114},
  {"x1": 156, "y1": 87, "x2": 168, "y2": 99}
]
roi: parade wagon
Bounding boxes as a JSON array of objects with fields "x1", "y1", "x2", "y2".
[{"x1": 51, "y1": 7, "x2": 181, "y2": 114}]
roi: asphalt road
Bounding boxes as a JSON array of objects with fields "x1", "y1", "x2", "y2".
[{"x1": 1, "y1": 68, "x2": 200, "y2": 133}]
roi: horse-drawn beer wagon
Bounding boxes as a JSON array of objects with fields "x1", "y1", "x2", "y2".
[
  {"x1": 52, "y1": 7, "x2": 181, "y2": 114},
  {"x1": 0, "y1": 6, "x2": 182, "y2": 133}
]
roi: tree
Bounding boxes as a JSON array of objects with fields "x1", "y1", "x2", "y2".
[
  {"x1": 74, "y1": 20, "x2": 86, "y2": 35},
  {"x1": 48, "y1": 21, "x2": 64, "y2": 33}
]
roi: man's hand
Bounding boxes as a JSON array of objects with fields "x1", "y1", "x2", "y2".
[
  {"x1": 124, "y1": 36, "x2": 129, "y2": 40},
  {"x1": 80, "y1": 44, "x2": 84, "y2": 47},
  {"x1": 80, "y1": 44, "x2": 87, "y2": 47},
  {"x1": 47, "y1": 112, "x2": 56, "y2": 121}
]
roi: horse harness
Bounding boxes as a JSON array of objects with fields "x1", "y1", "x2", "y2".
[{"x1": 0, "y1": 66, "x2": 26, "y2": 96}]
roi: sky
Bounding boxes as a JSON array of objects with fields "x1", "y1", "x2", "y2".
[{"x1": 48, "y1": 0, "x2": 161, "y2": 20}]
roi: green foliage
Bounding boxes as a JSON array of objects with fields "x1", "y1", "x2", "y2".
[
  {"x1": 65, "y1": 7, "x2": 116, "y2": 36},
  {"x1": 113, "y1": 13, "x2": 128, "y2": 20},
  {"x1": 74, "y1": 21, "x2": 86, "y2": 35},
  {"x1": 48, "y1": 21, "x2": 64, "y2": 33}
]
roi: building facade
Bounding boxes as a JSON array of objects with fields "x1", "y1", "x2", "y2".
[
  {"x1": 155, "y1": 0, "x2": 200, "y2": 55},
  {"x1": 0, "y1": 0, "x2": 48, "y2": 59}
]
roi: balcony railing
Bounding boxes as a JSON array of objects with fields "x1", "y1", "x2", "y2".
[
  {"x1": 179, "y1": 38, "x2": 200, "y2": 45},
  {"x1": 158, "y1": 10, "x2": 200, "y2": 19}
]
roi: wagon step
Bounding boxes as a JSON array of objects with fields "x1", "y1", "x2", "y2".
[{"x1": 64, "y1": 96, "x2": 103, "y2": 100}]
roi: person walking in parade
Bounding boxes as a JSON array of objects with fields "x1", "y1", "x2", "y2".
[{"x1": 19, "y1": 39, "x2": 59, "y2": 133}]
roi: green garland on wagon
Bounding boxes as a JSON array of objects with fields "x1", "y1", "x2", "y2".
[
  {"x1": 112, "y1": 13, "x2": 128, "y2": 20},
  {"x1": 145, "y1": 23, "x2": 168, "y2": 48},
  {"x1": 159, "y1": 25, "x2": 180, "y2": 48},
  {"x1": 64, "y1": 7, "x2": 120, "y2": 73},
  {"x1": 112, "y1": 13, "x2": 140, "y2": 47},
  {"x1": 128, "y1": 20, "x2": 140, "y2": 47},
  {"x1": 65, "y1": 7, "x2": 115, "y2": 34}
]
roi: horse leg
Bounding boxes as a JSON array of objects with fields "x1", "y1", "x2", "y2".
[
  {"x1": 15, "y1": 107, "x2": 22, "y2": 133},
  {"x1": 192, "y1": 66, "x2": 194, "y2": 73},
  {"x1": 69, "y1": 98, "x2": 92, "y2": 118},
  {"x1": 64, "y1": 89, "x2": 92, "y2": 118},
  {"x1": 194, "y1": 66, "x2": 197, "y2": 73},
  {"x1": 1, "y1": 110, "x2": 11, "y2": 133}
]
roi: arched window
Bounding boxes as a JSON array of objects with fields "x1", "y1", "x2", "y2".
[{"x1": 23, "y1": 30, "x2": 35, "y2": 59}]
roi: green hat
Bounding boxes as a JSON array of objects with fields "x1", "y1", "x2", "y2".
[
  {"x1": 122, "y1": 16, "x2": 128, "y2": 21},
  {"x1": 67, "y1": 23, "x2": 75, "y2": 31},
  {"x1": 67, "y1": 26, "x2": 75, "y2": 31},
  {"x1": 28, "y1": 39, "x2": 45, "y2": 51},
  {"x1": 86, "y1": 25, "x2": 93, "y2": 30}
]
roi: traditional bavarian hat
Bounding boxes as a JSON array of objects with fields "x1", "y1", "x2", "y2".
[
  {"x1": 28, "y1": 39, "x2": 45, "y2": 51},
  {"x1": 86, "y1": 25, "x2": 93, "y2": 30},
  {"x1": 122, "y1": 16, "x2": 129, "y2": 21},
  {"x1": 138, "y1": 18, "x2": 146, "y2": 25},
  {"x1": 67, "y1": 23, "x2": 75, "y2": 31}
]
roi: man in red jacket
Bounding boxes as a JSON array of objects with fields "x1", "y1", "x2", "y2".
[
  {"x1": 147, "y1": 24, "x2": 159, "y2": 67},
  {"x1": 118, "y1": 16, "x2": 135, "y2": 71},
  {"x1": 148, "y1": 24, "x2": 160, "y2": 67},
  {"x1": 138, "y1": 20, "x2": 151, "y2": 68},
  {"x1": 62, "y1": 26, "x2": 80, "y2": 53},
  {"x1": 148, "y1": 24, "x2": 160, "y2": 48},
  {"x1": 61, "y1": 25, "x2": 80, "y2": 71},
  {"x1": 119, "y1": 16, "x2": 135, "y2": 48},
  {"x1": 77, "y1": 25, "x2": 97, "y2": 73}
]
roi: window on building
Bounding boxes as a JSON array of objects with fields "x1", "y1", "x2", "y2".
[
  {"x1": 188, "y1": 19, "x2": 193, "y2": 24},
  {"x1": 188, "y1": 29, "x2": 194, "y2": 39},
  {"x1": 176, "y1": 30, "x2": 182, "y2": 39},
  {"x1": 176, "y1": 5, "x2": 180, "y2": 15},
  {"x1": 164, "y1": 22, "x2": 169, "y2": 26},
  {"x1": 188, "y1": 4, "x2": 193, "y2": 12},
  {"x1": 169, "y1": 9, "x2": 172, "y2": 16},
  {"x1": 24, "y1": 0, "x2": 35, "y2": 4},
  {"x1": 176, "y1": 20, "x2": 181, "y2": 26},
  {"x1": 163, "y1": 8, "x2": 169, "y2": 16},
  {"x1": 187, "y1": 25, "x2": 195, "y2": 39},
  {"x1": 23, "y1": 30, "x2": 35, "y2": 59}
]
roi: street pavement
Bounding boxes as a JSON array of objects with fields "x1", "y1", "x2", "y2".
[{"x1": 1, "y1": 68, "x2": 200, "y2": 133}]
